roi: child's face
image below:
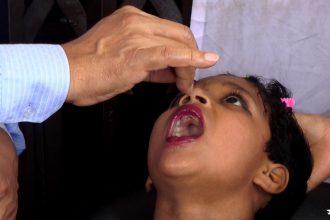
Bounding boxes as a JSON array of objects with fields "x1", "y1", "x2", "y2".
[{"x1": 148, "y1": 75, "x2": 272, "y2": 193}]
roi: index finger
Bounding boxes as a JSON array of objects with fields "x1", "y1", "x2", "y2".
[
  {"x1": 174, "y1": 66, "x2": 196, "y2": 94},
  {"x1": 136, "y1": 46, "x2": 219, "y2": 93},
  {"x1": 139, "y1": 46, "x2": 219, "y2": 69}
]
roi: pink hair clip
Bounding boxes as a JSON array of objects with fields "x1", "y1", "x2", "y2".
[{"x1": 281, "y1": 98, "x2": 295, "y2": 109}]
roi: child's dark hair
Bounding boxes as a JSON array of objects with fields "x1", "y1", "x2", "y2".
[{"x1": 244, "y1": 76, "x2": 313, "y2": 220}]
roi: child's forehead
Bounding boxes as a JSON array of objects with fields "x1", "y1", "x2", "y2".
[
  {"x1": 197, "y1": 74, "x2": 257, "y2": 92},
  {"x1": 197, "y1": 74, "x2": 268, "y2": 115}
]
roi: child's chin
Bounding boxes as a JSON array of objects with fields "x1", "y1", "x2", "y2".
[{"x1": 155, "y1": 154, "x2": 202, "y2": 179}]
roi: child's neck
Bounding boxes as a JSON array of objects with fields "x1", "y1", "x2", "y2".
[{"x1": 153, "y1": 190, "x2": 254, "y2": 220}]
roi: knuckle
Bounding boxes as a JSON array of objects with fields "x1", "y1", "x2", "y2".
[
  {"x1": 181, "y1": 48, "x2": 194, "y2": 63},
  {"x1": 182, "y1": 25, "x2": 192, "y2": 35},
  {"x1": 121, "y1": 5, "x2": 133, "y2": 11},
  {"x1": 96, "y1": 38, "x2": 107, "y2": 54},
  {"x1": 188, "y1": 50, "x2": 194, "y2": 61},
  {"x1": 118, "y1": 5, "x2": 136, "y2": 13},
  {"x1": 181, "y1": 25, "x2": 194, "y2": 43},
  {"x1": 159, "y1": 46, "x2": 171, "y2": 59},
  {"x1": 128, "y1": 33, "x2": 142, "y2": 41},
  {"x1": 122, "y1": 14, "x2": 142, "y2": 27},
  {"x1": 0, "y1": 180, "x2": 9, "y2": 196}
]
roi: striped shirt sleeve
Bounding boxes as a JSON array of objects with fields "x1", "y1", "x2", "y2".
[
  {"x1": 0, "y1": 123, "x2": 25, "y2": 155},
  {"x1": 0, "y1": 44, "x2": 70, "y2": 123}
]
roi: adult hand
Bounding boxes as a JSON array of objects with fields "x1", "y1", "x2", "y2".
[
  {"x1": 62, "y1": 5, "x2": 219, "y2": 106},
  {"x1": 295, "y1": 113, "x2": 330, "y2": 191},
  {"x1": 0, "y1": 129, "x2": 18, "y2": 220}
]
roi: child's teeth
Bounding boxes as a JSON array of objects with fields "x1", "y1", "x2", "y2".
[
  {"x1": 174, "y1": 130, "x2": 181, "y2": 137},
  {"x1": 174, "y1": 127, "x2": 180, "y2": 134}
]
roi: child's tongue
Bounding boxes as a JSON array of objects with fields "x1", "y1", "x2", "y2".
[{"x1": 169, "y1": 114, "x2": 203, "y2": 138}]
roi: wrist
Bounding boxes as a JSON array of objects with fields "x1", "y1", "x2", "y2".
[{"x1": 61, "y1": 43, "x2": 80, "y2": 105}]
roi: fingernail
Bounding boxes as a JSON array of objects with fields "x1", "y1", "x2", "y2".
[{"x1": 204, "y1": 53, "x2": 219, "y2": 62}]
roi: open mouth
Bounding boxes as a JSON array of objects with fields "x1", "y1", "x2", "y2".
[{"x1": 166, "y1": 104, "x2": 204, "y2": 144}]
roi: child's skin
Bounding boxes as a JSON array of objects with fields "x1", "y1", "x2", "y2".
[{"x1": 148, "y1": 75, "x2": 289, "y2": 220}]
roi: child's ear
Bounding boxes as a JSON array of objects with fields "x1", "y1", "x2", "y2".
[
  {"x1": 145, "y1": 176, "x2": 154, "y2": 192},
  {"x1": 253, "y1": 163, "x2": 289, "y2": 194}
]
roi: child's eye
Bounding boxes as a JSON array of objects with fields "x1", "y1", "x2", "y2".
[{"x1": 224, "y1": 95, "x2": 243, "y2": 107}]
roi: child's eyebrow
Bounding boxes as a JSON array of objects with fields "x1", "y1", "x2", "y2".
[
  {"x1": 220, "y1": 81, "x2": 260, "y2": 110},
  {"x1": 220, "y1": 81, "x2": 252, "y2": 96}
]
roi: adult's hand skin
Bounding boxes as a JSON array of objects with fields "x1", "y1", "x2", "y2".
[
  {"x1": 0, "y1": 128, "x2": 18, "y2": 220},
  {"x1": 295, "y1": 113, "x2": 330, "y2": 191},
  {"x1": 62, "y1": 5, "x2": 219, "y2": 106}
]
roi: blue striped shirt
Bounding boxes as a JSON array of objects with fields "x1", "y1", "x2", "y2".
[
  {"x1": 0, "y1": 44, "x2": 70, "y2": 153},
  {"x1": 0, "y1": 123, "x2": 25, "y2": 155}
]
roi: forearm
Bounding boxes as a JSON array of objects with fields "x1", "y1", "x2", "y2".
[
  {"x1": 0, "y1": 129, "x2": 17, "y2": 187},
  {"x1": 0, "y1": 128, "x2": 18, "y2": 220},
  {"x1": 0, "y1": 44, "x2": 70, "y2": 123},
  {"x1": 295, "y1": 113, "x2": 330, "y2": 145},
  {"x1": 295, "y1": 112, "x2": 330, "y2": 190}
]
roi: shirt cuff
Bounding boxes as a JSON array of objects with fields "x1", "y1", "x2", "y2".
[
  {"x1": 0, "y1": 44, "x2": 70, "y2": 123},
  {"x1": 0, "y1": 123, "x2": 25, "y2": 155}
]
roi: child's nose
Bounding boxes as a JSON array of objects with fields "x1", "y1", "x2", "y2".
[{"x1": 179, "y1": 88, "x2": 209, "y2": 106}]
